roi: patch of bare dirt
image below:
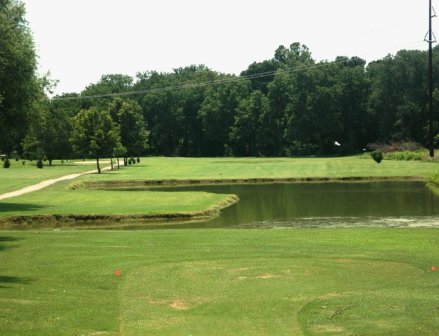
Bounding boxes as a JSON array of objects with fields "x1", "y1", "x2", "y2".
[{"x1": 169, "y1": 300, "x2": 190, "y2": 310}]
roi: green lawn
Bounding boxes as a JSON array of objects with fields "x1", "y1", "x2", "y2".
[
  {"x1": 0, "y1": 229, "x2": 438, "y2": 335},
  {"x1": 0, "y1": 160, "x2": 100, "y2": 194}
]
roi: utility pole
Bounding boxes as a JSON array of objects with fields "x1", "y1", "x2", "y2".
[{"x1": 427, "y1": 0, "x2": 436, "y2": 157}]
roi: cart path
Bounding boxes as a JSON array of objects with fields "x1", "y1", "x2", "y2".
[{"x1": 0, "y1": 166, "x2": 110, "y2": 201}]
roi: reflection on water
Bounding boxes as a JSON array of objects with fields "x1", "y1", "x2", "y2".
[{"x1": 98, "y1": 181, "x2": 439, "y2": 229}]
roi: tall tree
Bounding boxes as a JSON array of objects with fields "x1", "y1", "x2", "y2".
[{"x1": 0, "y1": 0, "x2": 38, "y2": 155}]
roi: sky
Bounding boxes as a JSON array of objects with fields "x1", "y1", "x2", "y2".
[{"x1": 22, "y1": 0, "x2": 435, "y2": 95}]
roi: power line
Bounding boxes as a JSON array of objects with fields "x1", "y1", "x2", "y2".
[{"x1": 52, "y1": 40, "x2": 426, "y2": 101}]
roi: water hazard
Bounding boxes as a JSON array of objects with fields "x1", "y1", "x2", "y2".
[{"x1": 104, "y1": 181, "x2": 439, "y2": 229}]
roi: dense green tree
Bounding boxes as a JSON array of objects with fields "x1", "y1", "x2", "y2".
[
  {"x1": 241, "y1": 60, "x2": 279, "y2": 94},
  {"x1": 70, "y1": 107, "x2": 122, "y2": 173},
  {"x1": 367, "y1": 50, "x2": 429, "y2": 145},
  {"x1": 0, "y1": 0, "x2": 38, "y2": 155},
  {"x1": 22, "y1": 76, "x2": 73, "y2": 164},
  {"x1": 40, "y1": 43, "x2": 439, "y2": 158},
  {"x1": 199, "y1": 79, "x2": 251, "y2": 156},
  {"x1": 229, "y1": 91, "x2": 270, "y2": 156}
]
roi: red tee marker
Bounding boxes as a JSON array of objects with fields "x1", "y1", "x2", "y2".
[
  {"x1": 114, "y1": 269, "x2": 122, "y2": 277},
  {"x1": 431, "y1": 266, "x2": 437, "y2": 272}
]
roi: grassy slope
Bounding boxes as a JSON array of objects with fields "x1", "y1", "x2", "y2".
[
  {"x1": 0, "y1": 161, "x2": 98, "y2": 194},
  {"x1": 0, "y1": 229, "x2": 438, "y2": 335}
]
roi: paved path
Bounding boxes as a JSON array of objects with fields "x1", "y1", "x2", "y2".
[{"x1": 0, "y1": 167, "x2": 110, "y2": 201}]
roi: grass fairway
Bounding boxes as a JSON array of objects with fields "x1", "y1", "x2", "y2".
[
  {"x1": 82, "y1": 156, "x2": 439, "y2": 182},
  {"x1": 0, "y1": 229, "x2": 438, "y2": 335},
  {"x1": 0, "y1": 161, "x2": 99, "y2": 194}
]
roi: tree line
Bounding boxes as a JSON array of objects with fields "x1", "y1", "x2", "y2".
[{"x1": 1, "y1": 0, "x2": 439, "y2": 166}]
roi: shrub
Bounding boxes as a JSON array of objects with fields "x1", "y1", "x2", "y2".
[
  {"x1": 15, "y1": 157, "x2": 19, "y2": 161},
  {"x1": 384, "y1": 150, "x2": 426, "y2": 161},
  {"x1": 367, "y1": 141, "x2": 422, "y2": 153},
  {"x1": 371, "y1": 151, "x2": 383, "y2": 164},
  {"x1": 131, "y1": 157, "x2": 135, "y2": 164},
  {"x1": 22, "y1": 160, "x2": 26, "y2": 165},
  {"x1": 3, "y1": 158, "x2": 10, "y2": 168},
  {"x1": 137, "y1": 157, "x2": 140, "y2": 163},
  {"x1": 37, "y1": 158, "x2": 43, "y2": 169}
]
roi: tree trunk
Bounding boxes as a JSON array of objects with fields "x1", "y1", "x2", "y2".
[
  {"x1": 48, "y1": 158, "x2": 53, "y2": 166},
  {"x1": 117, "y1": 157, "x2": 120, "y2": 169},
  {"x1": 110, "y1": 157, "x2": 114, "y2": 171},
  {"x1": 124, "y1": 157, "x2": 128, "y2": 166},
  {"x1": 96, "y1": 157, "x2": 101, "y2": 174}
]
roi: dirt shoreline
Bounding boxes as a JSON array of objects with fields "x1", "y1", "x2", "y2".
[{"x1": 75, "y1": 175, "x2": 425, "y2": 190}]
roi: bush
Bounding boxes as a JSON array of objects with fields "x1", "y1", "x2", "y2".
[
  {"x1": 384, "y1": 150, "x2": 426, "y2": 161},
  {"x1": 37, "y1": 158, "x2": 43, "y2": 169},
  {"x1": 371, "y1": 151, "x2": 383, "y2": 164},
  {"x1": 22, "y1": 160, "x2": 26, "y2": 165},
  {"x1": 3, "y1": 158, "x2": 10, "y2": 168},
  {"x1": 131, "y1": 157, "x2": 135, "y2": 164},
  {"x1": 367, "y1": 141, "x2": 422, "y2": 153},
  {"x1": 137, "y1": 157, "x2": 140, "y2": 163}
]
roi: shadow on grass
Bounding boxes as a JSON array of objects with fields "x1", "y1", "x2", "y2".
[
  {"x1": 0, "y1": 236, "x2": 32, "y2": 287},
  {"x1": 0, "y1": 236, "x2": 21, "y2": 252},
  {"x1": 0, "y1": 203, "x2": 47, "y2": 213},
  {"x1": 0, "y1": 276, "x2": 32, "y2": 285},
  {"x1": 0, "y1": 236, "x2": 20, "y2": 242}
]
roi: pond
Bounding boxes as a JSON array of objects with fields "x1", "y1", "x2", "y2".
[{"x1": 106, "y1": 181, "x2": 439, "y2": 229}]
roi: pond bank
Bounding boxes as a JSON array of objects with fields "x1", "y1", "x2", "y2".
[{"x1": 72, "y1": 175, "x2": 425, "y2": 190}]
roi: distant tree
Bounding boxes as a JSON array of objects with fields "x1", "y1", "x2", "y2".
[
  {"x1": 70, "y1": 107, "x2": 122, "y2": 173},
  {"x1": 199, "y1": 80, "x2": 250, "y2": 156},
  {"x1": 21, "y1": 75, "x2": 73, "y2": 164},
  {"x1": 109, "y1": 98, "x2": 149, "y2": 165},
  {"x1": 240, "y1": 60, "x2": 279, "y2": 94},
  {"x1": 229, "y1": 91, "x2": 270, "y2": 156},
  {"x1": 367, "y1": 50, "x2": 429, "y2": 144},
  {"x1": 80, "y1": 74, "x2": 134, "y2": 110}
]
